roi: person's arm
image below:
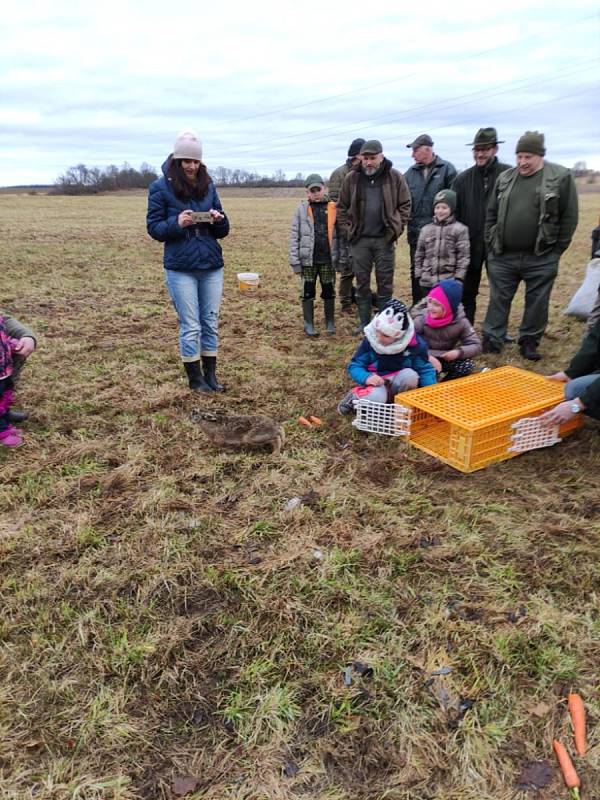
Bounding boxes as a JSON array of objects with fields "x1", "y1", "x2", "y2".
[
  {"x1": 336, "y1": 176, "x2": 352, "y2": 239},
  {"x1": 347, "y1": 339, "x2": 374, "y2": 386},
  {"x1": 3, "y1": 314, "x2": 36, "y2": 348},
  {"x1": 554, "y1": 171, "x2": 579, "y2": 254},
  {"x1": 146, "y1": 182, "x2": 185, "y2": 242},
  {"x1": 564, "y1": 320, "x2": 600, "y2": 379},
  {"x1": 209, "y1": 186, "x2": 230, "y2": 239},
  {"x1": 288, "y1": 205, "x2": 303, "y2": 273},
  {"x1": 444, "y1": 162, "x2": 457, "y2": 189},
  {"x1": 484, "y1": 177, "x2": 500, "y2": 251},
  {"x1": 444, "y1": 318, "x2": 481, "y2": 360},
  {"x1": 414, "y1": 228, "x2": 426, "y2": 279},
  {"x1": 413, "y1": 355, "x2": 437, "y2": 387},
  {"x1": 454, "y1": 225, "x2": 470, "y2": 281},
  {"x1": 396, "y1": 173, "x2": 412, "y2": 231},
  {"x1": 540, "y1": 395, "x2": 586, "y2": 425}
]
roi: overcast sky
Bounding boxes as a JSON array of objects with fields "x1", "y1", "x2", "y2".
[{"x1": 2, "y1": 0, "x2": 599, "y2": 186}]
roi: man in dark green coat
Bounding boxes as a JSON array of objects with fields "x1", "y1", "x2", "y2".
[
  {"x1": 483, "y1": 131, "x2": 578, "y2": 361},
  {"x1": 452, "y1": 127, "x2": 511, "y2": 323}
]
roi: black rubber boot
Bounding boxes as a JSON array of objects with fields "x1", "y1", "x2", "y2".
[
  {"x1": 184, "y1": 360, "x2": 213, "y2": 393},
  {"x1": 324, "y1": 298, "x2": 335, "y2": 335},
  {"x1": 201, "y1": 356, "x2": 225, "y2": 392},
  {"x1": 302, "y1": 299, "x2": 319, "y2": 337},
  {"x1": 353, "y1": 299, "x2": 372, "y2": 335}
]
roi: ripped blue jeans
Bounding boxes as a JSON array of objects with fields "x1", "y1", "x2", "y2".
[{"x1": 165, "y1": 268, "x2": 223, "y2": 360}]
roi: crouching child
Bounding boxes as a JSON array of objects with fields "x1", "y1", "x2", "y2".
[
  {"x1": 412, "y1": 279, "x2": 482, "y2": 380},
  {"x1": 337, "y1": 299, "x2": 436, "y2": 415}
]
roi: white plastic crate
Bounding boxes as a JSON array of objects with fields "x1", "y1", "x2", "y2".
[
  {"x1": 352, "y1": 399, "x2": 412, "y2": 437},
  {"x1": 508, "y1": 417, "x2": 562, "y2": 453}
]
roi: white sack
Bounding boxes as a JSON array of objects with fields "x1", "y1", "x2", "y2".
[{"x1": 564, "y1": 259, "x2": 600, "y2": 319}]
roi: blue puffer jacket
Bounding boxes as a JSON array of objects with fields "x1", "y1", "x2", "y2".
[
  {"x1": 146, "y1": 159, "x2": 230, "y2": 272},
  {"x1": 348, "y1": 334, "x2": 436, "y2": 387},
  {"x1": 404, "y1": 155, "x2": 457, "y2": 246}
]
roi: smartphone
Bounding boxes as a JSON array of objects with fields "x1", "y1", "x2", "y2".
[{"x1": 190, "y1": 211, "x2": 213, "y2": 223}]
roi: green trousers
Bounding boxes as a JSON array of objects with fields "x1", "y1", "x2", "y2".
[{"x1": 482, "y1": 251, "x2": 560, "y2": 345}]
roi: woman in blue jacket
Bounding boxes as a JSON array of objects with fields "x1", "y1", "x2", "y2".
[{"x1": 147, "y1": 130, "x2": 230, "y2": 392}]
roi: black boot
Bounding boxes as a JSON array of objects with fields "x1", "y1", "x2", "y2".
[
  {"x1": 353, "y1": 299, "x2": 372, "y2": 335},
  {"x1": 302, "y1": 299, "x2": 319, "y2": 337},
  {"x1": 519, "y1": 337, "x2": 541, "y2": 362},
  {"x1": 201, "y1": 356, "x2": 225, "y2": 392},
  {"x1": 184, "y1": 360, "x2": 213, "y2": 393},
  {"x1": 324, "y1": 298, "x2": 335, "y2": 335}
]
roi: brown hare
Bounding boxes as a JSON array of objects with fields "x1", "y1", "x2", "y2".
[{"x1": 191, "y1": 410, "x2": 285, "y2": 455}]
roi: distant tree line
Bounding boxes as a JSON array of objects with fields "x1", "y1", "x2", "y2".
[
  {"x1": 51, "y1": 163, "x2": 308, "y2": 194},
  {"x1": 210, "y1": 167, "x2": 305, "y2": 187},
  {"x1": 51, "y1": 162, "x2": 158, "y2": 195}
]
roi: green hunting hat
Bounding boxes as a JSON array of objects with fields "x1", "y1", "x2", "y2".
[
  {"x1": 407, "y1": 133, "x2": 433, "y2": 149},
  {"x1": 466, "y1": 127, "x2": 504, "y2": 147},
  {"x1": 305, "y1": 173, "x2": 325, "y2": 189},
  {"x1": 433, "y1": 189, "x2": 457, "y2": 213},
  {"x1": 516, "y1": 131, "x2": 546, "y2": 156},
  {"x1": 360, "y1": 139, "x2": 383, "y2": 155}
]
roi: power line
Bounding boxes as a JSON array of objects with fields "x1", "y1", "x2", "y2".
[
  {"x1": 209, "y1": 12, "x2": 598, "y2": 128},
  {"x1": 210, "y1": 85, "x2": 599, "y2": 170},
  {"x1": 208, "y1": 60, "x2": 599, "y2": 159}
]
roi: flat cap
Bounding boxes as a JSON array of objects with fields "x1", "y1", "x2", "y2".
[
  {"x1": 360, "y1": 139, "x2": 383, "y2": 154},
  {"x1": 407, "y1": 134, "x2": 433, "y2": 149}
]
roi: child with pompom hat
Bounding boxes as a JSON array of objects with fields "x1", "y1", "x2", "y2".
[{"x1": 337, "y1": 299, "x2": 436, "y2": 415}]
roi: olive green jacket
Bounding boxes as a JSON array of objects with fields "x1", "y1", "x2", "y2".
[
  {"x1": 485, "y1": 161, "x2": 578, "y2": 257},
  {"x1": 328, "y1": 161, "x2": 352, "y2": 203}
]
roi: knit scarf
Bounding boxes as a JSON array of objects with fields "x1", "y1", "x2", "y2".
[
  {"x1": 364, "y1": 317, "x2": 416, "y2": 355},
  {"x1": 425, "y1": 286, "x2": 454, "y2": 328}
]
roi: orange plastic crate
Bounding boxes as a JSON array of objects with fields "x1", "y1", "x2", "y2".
[{"x1": 396, "y1": 366, "x2": 582, "y2": 472}]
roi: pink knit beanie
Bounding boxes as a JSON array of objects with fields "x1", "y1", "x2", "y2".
[{"x1": 173, "y1": 130, "x2": 203, "y2": 161}]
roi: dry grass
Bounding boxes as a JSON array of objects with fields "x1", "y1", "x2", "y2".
[{"x1": 0, "y1": 191, "x2": 598, "y2": 800}]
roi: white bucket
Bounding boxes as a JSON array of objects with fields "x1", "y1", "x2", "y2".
[{"x1": 237, "y1": 272, "x2": 260, "y2": 294}]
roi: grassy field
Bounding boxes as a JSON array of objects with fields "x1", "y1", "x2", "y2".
[{"x1": 0, "y1": 191, "x2": 598, "y2": 800}]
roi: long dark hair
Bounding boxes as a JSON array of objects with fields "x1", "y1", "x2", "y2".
[{"x1": 167, "y1": 157, "x2": 211, "y2": 201}]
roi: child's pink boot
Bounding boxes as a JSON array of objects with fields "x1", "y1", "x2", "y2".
[{"x1": 0, "y1": 426, "x2": 23, "y2": 448}]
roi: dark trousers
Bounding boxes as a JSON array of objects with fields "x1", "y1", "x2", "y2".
[
  {"x1": 351, "y1": 237, "x2": 395, "y2": 306},
  {"x1": 336, "y1": 223, "x2": 354, "y2": 310},
  {"x1": 462, "y1": 238, "x2": 486, "y2": 324},
  {"x1": 482, "y1": 251, "x2": 560, "y2": 345}
]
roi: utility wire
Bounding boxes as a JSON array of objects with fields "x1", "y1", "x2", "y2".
[
  {"x1": 208, "y1": 59, "x2": 599, "y2": 159},
  {"x1": 210, "y1": 12, "x2": 598, "y2": 127},
  {"x1": 210, "y1": 85, "x2": 599, "y2": 170}
]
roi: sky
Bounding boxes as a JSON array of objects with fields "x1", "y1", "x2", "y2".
[{"x1": 1, "y1": 0, "x2": 599, "y2": 186}]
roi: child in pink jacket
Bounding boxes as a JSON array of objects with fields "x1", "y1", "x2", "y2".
[{"x1": 0, "y1": 316, "x2": 22, "y2": 447}]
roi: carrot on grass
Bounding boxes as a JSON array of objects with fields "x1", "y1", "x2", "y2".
[
  {"x1": 568, "y1": 693, "x2": 587, "y2": 756},
  {"x1": 309, "y1": 416, "x2": 322, "y2": 426},
  {"x1": 298, "y1": 416, "x2": 313, "y2": 427},
  {"x1": 553, "y1": 739, "x2": 581, "y2": 799}
]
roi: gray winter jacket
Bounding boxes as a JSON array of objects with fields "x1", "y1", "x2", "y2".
[
  {"x1": 289, "y1": 199, "x2": 338, "y2": 273},
  {"x1": 414, "y1": 216, "x2": 470, "y2": 287}
]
